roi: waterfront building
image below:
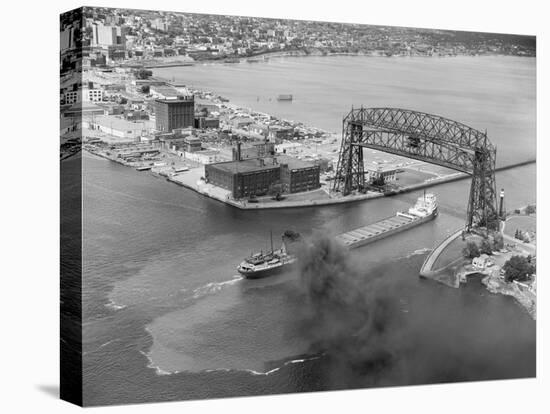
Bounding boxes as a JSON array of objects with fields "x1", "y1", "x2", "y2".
[
  {"x1": 365, "y1": 164, "x2": 397, "y2": 183},
  {"x1": 195, "y1": 116, "x2": 220, "y2": 129},
  {"x1": 155, "y1": 95, "x2": 195, "y2": 132},
  {"x1": 268, "y1": 126, "x2": 294, "y2": 141},
  {"x1": 231, "y1": 116, "x2": 255, "y2": 129},
  {"x1": 83, "y1": 114, "x2": 152, "y2": 141},
  {"x1": 184, "y1": 149, "x2": 222, "y2": 164},
  {"x1": 156, "y1": 136, "x2": 188, "y2": 152},
  {"x1": 279, "y1": 156, "x2": 321, "y2": 193},
  {"x1": 184, "y1": 136, "x2": 203, "y2": 152},
  {"x1": 232, "y1": 141, "x2": 275, "y2": 161},
  {"x1": 205, "y1": 155, "x2": 320, "y2": 199}
]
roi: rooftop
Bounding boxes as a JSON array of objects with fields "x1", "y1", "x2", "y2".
[
  {"x1": 365, "y1": 162, "x2": 398, "y2": 172},
  {"x1": 209, "y1": 154, "x2": 316, "y2": 174},
  {"x1": 90, "y1": 115, "x2": 153, "y2": 131},
  {"x1": 155, "y1": 95, "x2": 194, "y2": 103}
]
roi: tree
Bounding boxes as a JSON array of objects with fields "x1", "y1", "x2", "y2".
[
  {"x1": 371, "y1": 175, "x2": 385, "y2": 187},
  {"x1": 480, "y1": 238, "x2": 493, "y2": 255},
  {"x1": 503, "y1": 255, "x2": 535, "y2": 283},
  {"x1": 525, "y1": 204, "x2": 536, "y2": 215},
  {"x1": 493, "y1": 233, "x2": 504, "y2": 251},
  {"x1": 463, "y1": 241, "x2": 480, "y2": 259},
  {"x1": 268, "y1": 182, "x2": 284, "y2": 198},
  {"x1": 135, "y1": 69, "x2": 153, "y2": 79}
]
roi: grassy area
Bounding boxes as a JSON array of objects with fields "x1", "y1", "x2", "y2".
[
  {"x1": 504, "y1": 215, "x2": 536, "y2": 238},
  {"x1": 432, "y1": 233, "x2": 483, "y2": 270}
]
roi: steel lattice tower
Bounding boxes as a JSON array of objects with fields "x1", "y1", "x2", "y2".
[{"x1": 332, "y1": 107, "x2": 498, "y2": 231}]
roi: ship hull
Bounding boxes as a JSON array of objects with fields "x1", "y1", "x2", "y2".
[
  {"x1": 335, "y1": 208, "x2": 438, "y2": 250},
  {"x1": 237, "y1": 261, "x2": 295, "y2": 279}
]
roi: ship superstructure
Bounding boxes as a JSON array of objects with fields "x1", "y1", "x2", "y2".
[{"x1": 237, "y1": 231, "x2": 299, "y2": 279}]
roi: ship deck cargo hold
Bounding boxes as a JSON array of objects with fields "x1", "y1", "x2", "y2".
[{"x1": 335, "y1": 193, "x2": 438, "y2": 249}]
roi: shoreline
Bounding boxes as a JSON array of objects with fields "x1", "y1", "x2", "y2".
[
  {"x1": 133, "y1": 50, "x2": 535, "y2": 68},
  {"x1": 419, "y1": 216, "x2": 536, "y2": 320},
  {"x1": 482, "y1": 273, "x2": 536, "y2": 319},
  {"x1": 85, "y1": 148, "x2": 477, "y2": 210},
  {"x1": 90, "y1": 56, "x2": 535, "y2": 211}
]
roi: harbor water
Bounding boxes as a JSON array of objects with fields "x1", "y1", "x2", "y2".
[{"x1": 81, "y1": 55, "x2": 536, "y2": 405}]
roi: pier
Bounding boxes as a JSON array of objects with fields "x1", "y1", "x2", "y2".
[{"x1": 419, "y1": 228, "x2": 463, "y2": 278}]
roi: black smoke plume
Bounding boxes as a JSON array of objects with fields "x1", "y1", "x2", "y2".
[{"x1": 294, "y1": 232, "x2": 535, "y2": 388}]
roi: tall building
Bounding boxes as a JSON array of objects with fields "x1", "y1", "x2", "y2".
[
  {"x1": 92, "y1": 24, "x2": 126, "y2": 47},
  {"x1": 60, "y1": 26, "x2": 76, "y2": 51},
  {"x1": 92, "y1": 24, "x2": 116, "y2": 46},
  {"x1": 154, "y1": 96, "x2": 195, "y2": 132}
]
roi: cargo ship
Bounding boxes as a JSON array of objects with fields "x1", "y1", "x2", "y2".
[
  {"x1": 237, "y1": 194, "x2": 437, "y2": 278},
  {"x1": 237, "y1": 231, "x2": 300, "y2": 279},
  {"x1": 334, "y1": 193, "x2": 438, "y2": 249}
]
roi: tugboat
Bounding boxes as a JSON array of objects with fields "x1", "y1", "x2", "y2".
[{"x1": 237, "y1": 231, "x2": 299, "y2": 279}]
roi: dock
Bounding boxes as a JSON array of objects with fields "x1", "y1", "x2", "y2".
[{"x1": 335, "y1": 212, "x2": 422, "y2": 249}]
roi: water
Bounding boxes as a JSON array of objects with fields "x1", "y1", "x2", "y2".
[
  {"x1": 154, "y1": 55, "x2": 536, "y2": 167},
  {"x1": 81, "y1": 56, "x2": 536, "y2": 406}
]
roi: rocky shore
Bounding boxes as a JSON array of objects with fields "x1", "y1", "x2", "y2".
[{"x1": 482, "y1": 273, "x2": 536, "y2": 320}]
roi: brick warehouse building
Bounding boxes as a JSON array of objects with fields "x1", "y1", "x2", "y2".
[
  {"x1": 205, "y1": 155, "x2": 320, "y2": 199},
  {"x1": 155, "y1": 95, "x2": 194, "y2": 132}
]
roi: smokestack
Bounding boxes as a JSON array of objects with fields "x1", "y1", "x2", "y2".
[{"x1": 499, "y1": 188, "x2": 505, "y2": 218}]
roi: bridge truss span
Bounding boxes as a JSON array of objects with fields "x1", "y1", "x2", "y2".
[{"x1": 333, "y1": 107, "x2": 498, "y2": 231}]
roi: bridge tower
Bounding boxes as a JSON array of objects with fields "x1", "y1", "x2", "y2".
[
  {"x1": 466, "y1": 142, "x2": 498, "y2": 231},
  {"x1": 332, "y1": 107, "x2": 499, "y2": 232},
  {"x1": 334, "y1": 118, "x2": 365, "y2": 194}
]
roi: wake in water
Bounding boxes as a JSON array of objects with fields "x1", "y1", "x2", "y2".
[
  {"x1": 403, "y1": 247, "x2": 432, "y2": 259},
  {"x1": 191, "y1": 275, "x2": 243, "y2": 299},
  {"x1": 83, "y1": 339, "x2": 122, "y2": 356},
  {"x1": 139, "y1": 350, "x2": 171, "y2": 376},
  {"x1": 142, "y1": 349, "x2": 323, "y2": 377},
  {"x1": 105, "y1": 299, "x2": 126, "y2": 311},
  {"x1": 245, "y1": 355, "x2": 324, "y2": 376}
]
